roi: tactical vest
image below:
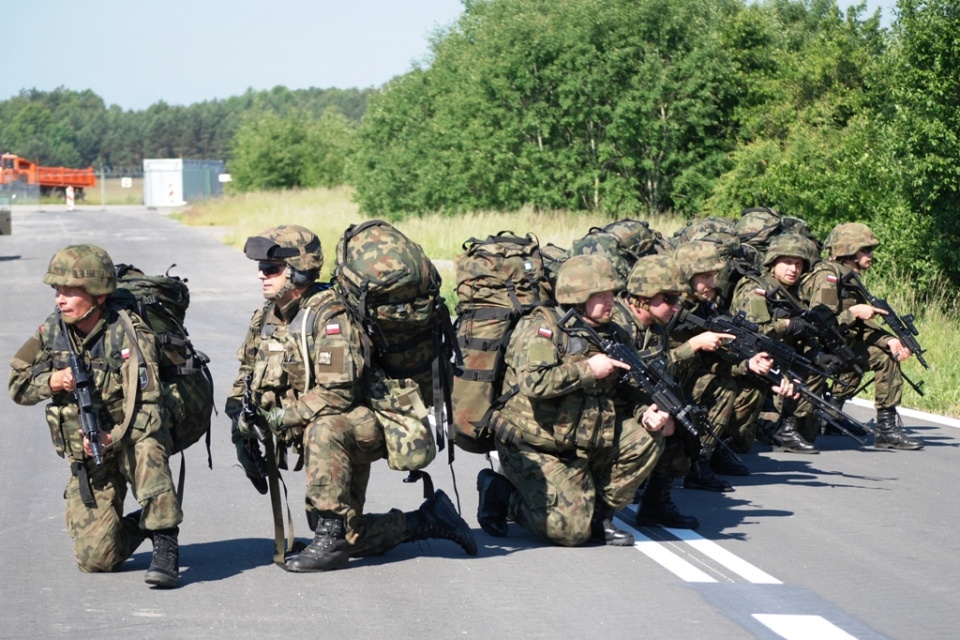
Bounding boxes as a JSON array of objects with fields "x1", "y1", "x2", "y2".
[{"x1": 495, "y1": 306, "x2": 618, "y2": 453}]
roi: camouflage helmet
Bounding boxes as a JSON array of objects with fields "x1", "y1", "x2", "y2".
[
  {"x1": 554, "y1": 255, "x2": 623, "y2": 304},
  {"x1": 763, "y1": 233, "x2": 819, "y2": 268},
  {"x1": 824, "y1": 222, "x2": 879, "y2": 259},
  {"x1": 42, "y1": 244, "x2": 116, "y2": 295},
  {"x1": 626, "y1": 255, "x2": 686, "y2": 299},
  {"x1": 674, "y1": 240, "x2": 726, "y2": 283},
  {"x1": 243, "y1": 225, "x2": 323, "y2": 273}
]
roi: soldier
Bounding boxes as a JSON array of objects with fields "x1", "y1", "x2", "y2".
[
  {"x1": 9, "y1": 244, "x2": 183, "y2": 588},
  {"x1": 476, "y1": 255, "x2": 672, "y2": 546},
  {"x1": 671, "y1": 242, "x2": 779, "y2": 481},
  {"x1": 729, "y1": 234, "x2": 825, "y2": 453},
  {"x1": 800, "y1": 223, "x2": 923, "y2": 450},
  {"x1": 226, "y1": 225, "x2": 476, "y2": 573}
]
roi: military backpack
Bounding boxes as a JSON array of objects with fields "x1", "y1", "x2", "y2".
[
  {"x1": 113, "y1": 264, "x2": 215, "y2": 467},
  {"x1": 451, "y1": 231, "x2": 553, "y2": 454},
  {"x1": 333, "y1": 220, "x2": 457, "y2": 459}
]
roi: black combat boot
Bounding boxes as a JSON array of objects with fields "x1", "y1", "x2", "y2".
[
  {"x1": 684, "y1": 446, "x2": 734, "y2": 492},
  {"x1": 144, "y1": 527, "x2": 179, "y2": 588},
  {"x1": 589, "y1": 505, "x2": 634, "y2": 546},
  {"x1": 636, "y1": 474, "x2": 699, "y2": 529},
  {"x1": 772, "y1": 415, "x2": 819, "y2": 454},
  {"x1": 874, "y1": 408, "x2": 924, "y2": 451},
  {"x1": 710, "y1": 440, "x2": 750, "y2": 476},
  {"x1": 404, "y1": 490, "x2": 478, "y2": 556},
  {"x1": 476, "y1": 469, "x2": 515, "y2": 537},
  {"x1": 285, "y1": 516, "x2": 350, "y2": 572}
]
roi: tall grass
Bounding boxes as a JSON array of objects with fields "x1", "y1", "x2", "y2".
[{"x1": 178, "y1": 187, "x2": 957, "y2": 418}]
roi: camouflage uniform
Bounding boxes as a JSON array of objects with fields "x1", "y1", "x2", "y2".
[
  {"x1": 227, "y1": 226, "x2": 476, "y2": 572},
  {"x1": 800, "y1": 223, "x2": 921, "y2": 450},
  {"x1": 487, "y1": 255, "x2": 664, "y2": 546},
  {"x1": 729, "y1": 234, "x2": 825, "y2": 448},
  {"x1": 8, "y1": 244, "x2": 182, "y2": 586}
]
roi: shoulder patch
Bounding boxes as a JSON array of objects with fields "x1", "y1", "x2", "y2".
[
  {"x1": 325, "y1": 322, "x2": 341, "y2": 336},
  {"x1": 754, "y1": 288, "x2": 766, "y2": 296},
  {"x1": 538, "y1": 326, "x2": 553, "y2": 338},
  {"x1": 826, "y1": 275, "x2": 837, "y2": 284}
]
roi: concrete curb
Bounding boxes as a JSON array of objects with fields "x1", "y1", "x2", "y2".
[{"x1": 847, "y1": 397, "x2": 960, "y2": 429}]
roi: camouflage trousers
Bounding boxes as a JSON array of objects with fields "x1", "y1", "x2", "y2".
[
  {"x1": 831, "y1": 340, "x2": 902, "y2": 410},
  {"x1": 686, "y1": 372, "x2": 765, "y2": 453},
  {"x1": 495, "y1": 416, "x2": 663, "y2": 547},
  {"x1": 64, "y1": 434, "x2": 182, "y2": 573},
  {"x1": 303, "y1": 404, "x2": 408, "y2": 557}
]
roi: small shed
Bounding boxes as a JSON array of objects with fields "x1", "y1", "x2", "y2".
[{"x1": 143, "y1": 158, "x2": 226, "y2": 207}]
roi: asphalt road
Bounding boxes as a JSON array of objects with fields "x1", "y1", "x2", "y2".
[{"x1": 1, "y1": 206, "x2": 957, "y2": 640}]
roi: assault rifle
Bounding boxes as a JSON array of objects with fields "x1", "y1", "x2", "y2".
[
  {"x1": 557, "y1": 309, "x2": 734, "y2": 456},
  {"x1": 240, "y1": 373, "x2": 269, "y2": 443},
  {"x1": 61, "y1": 321, "x2": 104, "y2": 466},
  {"x1": 765, "y1": 284, "x2": 863, "y2": 376},
  {"x1": 674, "y1": 308, "x2": 875, "y2": 447},
  {"x1": 839, "y1": 270, "x2": 928, "y2": 369}
]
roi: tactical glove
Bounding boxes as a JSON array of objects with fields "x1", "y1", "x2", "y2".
[
  {"x1": 785, "y1": 317, "x2": 816, "y2": 340},
  {"x1": 814, "y1": 352, "x2": 845, "y2": 375},
  {"x1": 231, "y1": 421, "x2": 268, "y2": 495},
  {"x1": 257, "y1": 406, "x2": 287, "y2": 433},
  {"x1": 236, "y1": 411, "x2": 261, "y2": 440}
]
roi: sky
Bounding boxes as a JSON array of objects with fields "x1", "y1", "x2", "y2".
[{"x1": 5, "y1": 0, "x2": 896, "y2": 113}]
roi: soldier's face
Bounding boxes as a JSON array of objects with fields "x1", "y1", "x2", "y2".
[
  {"x1": 257, "y1": 261, "x2": 287, "y2": 299},
  {"x1": 854, "y1": 247, "x2": 874, "y2": 271},
  {"x1": 648, "y1": 292, "x2": 681, "y2": 325},
  {"x1": 771, "y1": 256, "x2": 804, "y2": 286},
  {"x1": 690, "y1": 272, "x2": 717, "y2": 301},
  {"x1": 54, "y1": 286, "x2": 98, "y2": 324},
  {"x1": 583, "y1": 290, "x2": 615, "y2": 325}
]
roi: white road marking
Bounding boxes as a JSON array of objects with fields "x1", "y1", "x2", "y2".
[
  {"x1": 753, "y1": 614, "x2": 859, "y2": 639},
  {"x1": 663, "y1": 526, "x2": 782, "y2": 584}
]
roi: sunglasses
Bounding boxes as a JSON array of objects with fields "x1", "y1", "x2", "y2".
[
  {"x1": 257, "y1": 261, "x2": 285, "y2": 276},
  {"x1": 660, "y1": 293, "x2": 681, "y2": 305}
]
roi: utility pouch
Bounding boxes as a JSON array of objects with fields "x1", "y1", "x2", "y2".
[{"x1": 367, "y1": 374, "x2": 435, "y2": 471}]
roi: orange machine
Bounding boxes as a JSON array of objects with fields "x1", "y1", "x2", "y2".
[{"x1": 0, "y1": 153, "x2": 97, "y2": 198}]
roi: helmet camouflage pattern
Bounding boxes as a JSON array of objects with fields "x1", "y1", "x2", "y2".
[
  {"x1": 554, "y1": 255, "x2": 623, "y2": 304},
  {"x1": 824, "y1": 222, "x2": 879, "y2": 259},
  {"x1": 243, "y1": 225, "x2": 323, "y2": 273},
  {"x1": 763, "y1": 233, "x2": 819, "y2": 268},
  {"x1": 626, "y1": 254, "x2": 686, "y2": 299},
  {"x1": 42, "y1": 244, "x2": 117, "y2": 295},
  {"x1": 673, "y1": 240, "x2": 726, "y2": 283}
]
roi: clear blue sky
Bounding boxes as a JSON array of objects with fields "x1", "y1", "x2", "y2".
[{"x1": 5, "y1": 0, "x2": 895, "y2": 112}]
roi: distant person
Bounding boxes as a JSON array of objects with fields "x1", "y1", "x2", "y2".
[
  {"x1": 8, "y1": 244, "x2": 184, "y2": 588},
  {"x1": 226, "y1": 225, "x2": 476, "y2": 572}
]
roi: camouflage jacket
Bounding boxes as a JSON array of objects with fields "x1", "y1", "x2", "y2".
[
  {"x1": 728, "y1": 272, "x2": 793, "y2": 339},
  {"x1": 800, "y1": 260, "x2": 891, "y2": 348},
  {"x1": 8, "y1": 303, "x2": 164, "y2": 463},
  {"x1": 496, "y1": 305, "x2": 645, "y2": 453},
  {"x1": 226, "y1": 284, "x2": 365, "y2": 429}
]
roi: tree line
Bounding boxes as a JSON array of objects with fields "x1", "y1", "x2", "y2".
[{"x1": 3, "y1": 0, "x2": 958, "y2": 290}]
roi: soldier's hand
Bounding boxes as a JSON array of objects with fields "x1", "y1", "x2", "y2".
[
  {"x1": 80, "y1": 429, "x2": 113, "y2": 457},
  {"x1": 772, "y1": 376, "x2": 799, "y2": 400},
  {"x1": 747, "y1": 352, "x2": 775, "y2": 376},
  {"x1": 814, "y1": 352, "x2": 845, "y2": 374},
  {"x1": 587, "y1": 354, "x2": 630, "y2": 379},
  {"x1": 785, "y1": 317, "x2": 816, "y2": 339},
  {"x1": 887, "y1": 338, "x2": 912, "y2": 362},
  {"x1": 850, "y1": 304, "x2": 886, "y2": 321},
  {"x1": 231, "y1": 422, "x2": 268, "y2": 495},
  {"x1": 688, "y1": 331, "x2": 734, "y2": 353},
  {"x1": 49, "y1": 368, "x2": 75, "y2": 393},
  {"x1": 236, "y1": 411, "x2": 260, "y2": 439},
  {"x1": 641, "y1": 404, "x2": 675, "y2": 437}
]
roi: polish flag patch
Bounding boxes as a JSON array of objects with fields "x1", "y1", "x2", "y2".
[
  {"x1": 754, "y1": 288, "x2": 766, "y2": 296},
  {"x1": 121, "y1": 348, "x2": 131, "y2": 360},
  {"x1": 827, "y1": 275, "x2": 838, "y2": 284},
  {"x1": 325, "y1": 323, "x2": 341, "y2": 335},
  {"x1": 538, "y1": 326, "x2": 553, "y2": 338}
]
